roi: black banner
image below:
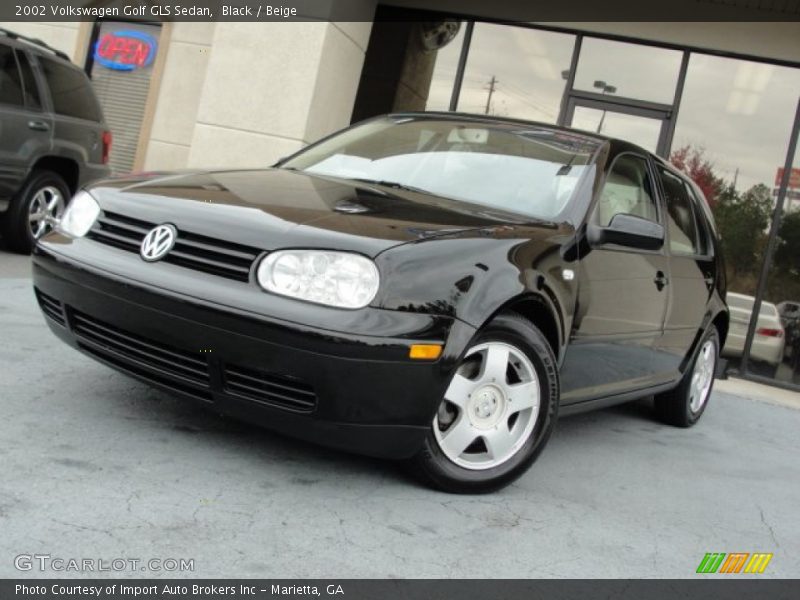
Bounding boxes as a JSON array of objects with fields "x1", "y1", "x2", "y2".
[
  {"x1": 2, "y1": 580, "x2": 800, "y2": 600},
  {"x1": 2, "y1": 0, "x2": 800, "y2": 22}
]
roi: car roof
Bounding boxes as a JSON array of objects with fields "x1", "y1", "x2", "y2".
[{"x1": 0, "y1": 27, "x2": 72, "y2": 62}]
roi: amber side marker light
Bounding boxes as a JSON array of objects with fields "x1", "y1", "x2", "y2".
[{"x1": 409, "y1": 344, "x2": 443, "y2": 360}]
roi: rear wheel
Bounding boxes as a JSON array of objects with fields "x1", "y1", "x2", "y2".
[
  {"x1": 3, "y1": 170, "x2": 70, "y2": 254},
  {"x1": 655, "y1": 327, "x2": 719, "y2": 427},
  {"x1": 412, "y1": 313, "x2": 559, "y2": 493}
]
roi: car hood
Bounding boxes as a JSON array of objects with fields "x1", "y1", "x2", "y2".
[{"x1": 87, "y1": 168, "x2": 560, "y2": 257}]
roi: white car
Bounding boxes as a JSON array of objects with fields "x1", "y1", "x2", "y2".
[{"x1": 723, "y1": 292, "x2": 785, "y2": 367}]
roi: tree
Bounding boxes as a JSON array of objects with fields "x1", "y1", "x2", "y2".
[
  {"x1": 775, "y1": 209, "x2": 800, "y2": 276},
  {"x1": 669, "y1": 145, "x2": 725, "y2": 207},
  {"x1": 713, "y1": 183, "x2": 772, "y2": 278}
]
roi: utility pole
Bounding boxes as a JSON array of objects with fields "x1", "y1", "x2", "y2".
[
  {"x1": 484, "y1": 75, "x2": 497, "y2": 115},
  {"x1": 732, "y1": 167, "x2": 739, "y2": 191}
]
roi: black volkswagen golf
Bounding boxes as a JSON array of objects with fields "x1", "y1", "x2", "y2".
[{"x1": 32, "y1": 113, "x2": 728, "y2": 492}]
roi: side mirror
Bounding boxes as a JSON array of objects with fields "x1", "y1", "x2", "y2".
[{"x1": 586, "y1": 213, "x2": 664, "y2": 251}]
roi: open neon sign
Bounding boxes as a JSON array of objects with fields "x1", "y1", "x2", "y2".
[{"x1": 94, "y1": 30, "x2": 157, "y2": 71}]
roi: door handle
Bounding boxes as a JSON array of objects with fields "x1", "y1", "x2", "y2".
[
  {"x1": 654, "y1": 271, "x2": 669, "y2": 291},
  {"x1": 28, "y1": 120, "x2": 50, "y2": 131}
]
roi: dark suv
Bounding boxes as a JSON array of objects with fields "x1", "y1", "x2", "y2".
[{"x1": 0, "y1": 28, "x2": 110, "y2": 253}]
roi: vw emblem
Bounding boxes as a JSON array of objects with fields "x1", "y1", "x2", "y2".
[{"x1": 140, "y1": 224, "x2": 177, "y2": 262}]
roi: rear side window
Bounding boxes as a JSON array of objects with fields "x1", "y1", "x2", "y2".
[
  {"x1": 658, "y1": 168, "x2": 701, "y2": 255},
  {"x1": 596, "y1": 154, "x2": 658, "y2": 227},
  {"x1": 16, "y1": 51, "x2": 41, "y2": 109},
  {"x1": 39, "y1": 57, "x2": 101, "y2": 121},
  {"x1": 0, "y1": 44, "x2": 24, "y2": 106},
  {"x1": 685, "y1": 182, "x2": 712, "y2": 255}
]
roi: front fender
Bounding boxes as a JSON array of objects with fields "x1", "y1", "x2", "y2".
[{"x1": 373, "y1": 227, "x2": 577, "y2": 342}]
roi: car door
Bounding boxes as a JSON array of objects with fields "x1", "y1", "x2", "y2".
[
  {"x1": 560, "y1": 152, "x2": 671, "y2": 403},
  {"x1": 653, "y1": 168, "x2": 716, "y2": 378},
  {"x1": 0, "y1": 45, "x2": 51, "y2": 203}
]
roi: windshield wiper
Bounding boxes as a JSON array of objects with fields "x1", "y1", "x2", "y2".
[{"x1": 348, "y1": 178, "x2": 431, "y2": 195}]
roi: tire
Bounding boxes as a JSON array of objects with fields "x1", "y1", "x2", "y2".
[
  {"x1": 2, "y1": 170, "x2": 70, "y2": 254},
  {"x1": 654, "y1": 326, "x2": 720, "y2": 427},
  {"x1": 412, "y1": 312, "x2": 559, "y2": 493}
]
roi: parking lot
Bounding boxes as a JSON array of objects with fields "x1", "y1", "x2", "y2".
[{"x1": 1, "y1": 247, "x2": 799, "y2": 579}]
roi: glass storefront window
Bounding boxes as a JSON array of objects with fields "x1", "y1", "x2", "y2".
[
  {"x1": 425, "y1": 23, "x2": 467, "y2": 111},
  {"x1": 456, "y1": 23, "x2": 575, "y2": 123},
  {"x1": 673, "y1": 54, "x2": 800, "y2": 192},
  {"x1": 672, "y1": 55, "x2": 800, "y2": 383},
  {"x1": 759, "y1": 143, "x2": 800, "y2": 383},
  {"x1": 573, "y1": 37, "x2": 683, "y2": 104}
]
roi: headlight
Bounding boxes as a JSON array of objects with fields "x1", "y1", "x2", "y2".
[
  {"x1": 57, "y1": 191, "x2": 100, "y2": 238},
  {"x1": 257, "y1": 250, "x2": 380, "y2": 309}
]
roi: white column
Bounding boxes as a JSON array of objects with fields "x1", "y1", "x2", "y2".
[{"x1": 184, "y1": 20, "x2": 372, "y2": 170}]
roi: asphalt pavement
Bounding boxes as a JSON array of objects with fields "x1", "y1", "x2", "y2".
[{"x1": 1, "y1": 246, "x2": 798, "y2": 578}]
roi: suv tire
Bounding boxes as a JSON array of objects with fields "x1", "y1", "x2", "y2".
[{"x1": 3, "y1": 170, "x2": 70, "y2": 254}]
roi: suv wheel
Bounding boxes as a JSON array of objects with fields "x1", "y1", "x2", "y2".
[
  {"x1": 654, "y1": 327, "x2": 720, "y2": 427},
  {"x1": 412, "y1": 313, "x2": 559, "y2": 493},
  {"x1": 3, "y1": 170, "x2": 70, "y2": 254}
]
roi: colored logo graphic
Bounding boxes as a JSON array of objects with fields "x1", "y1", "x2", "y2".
[
  {"x1": 94, "y1": 30, "x2": 157, "y2": 71},
  {"x1": 696, "y1": 552, "x2": 773, "y2": 574}
]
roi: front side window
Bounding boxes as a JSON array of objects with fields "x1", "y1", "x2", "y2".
[
  {"x1": 0, "y1": 45, "x2": 24, "y2": 106},
  {"x1": 595, "y1": 154, "x2": 657, "y2": 227},
  {"x1": 40, "y1": 57, "x2": 100, "y2": 121},
  {"x1": 659, "y1": 167, "x2": 700, "y2": 255},
  {"x1": 282, "y1": 117, "x2": 600, "y2": 220}
]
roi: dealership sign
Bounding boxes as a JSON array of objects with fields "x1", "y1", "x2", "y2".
[
  {"x1": 94, "y1": 30, "x2": 157, "y2": 71},
  {"x1": 775, "y1": 167, "x2": 800, "y2": 189}
]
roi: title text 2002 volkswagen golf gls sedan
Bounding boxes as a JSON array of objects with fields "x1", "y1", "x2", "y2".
[{"x1": 33, "y1": 114, "x2": 728, "y2": 492}]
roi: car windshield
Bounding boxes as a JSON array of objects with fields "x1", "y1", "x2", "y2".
[{"x1": 281, "y1": 117, "x2": 600, "y2": 220}]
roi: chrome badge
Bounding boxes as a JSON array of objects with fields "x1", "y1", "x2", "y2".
[{"x1": 140, "y1": 224, "x2": 177, "y2": 262}]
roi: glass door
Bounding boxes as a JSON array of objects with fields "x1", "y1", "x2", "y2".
[{"x1": 565, "y1": 97, "x2": 670, "y2": 155}]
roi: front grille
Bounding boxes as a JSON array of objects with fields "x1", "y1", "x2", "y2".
[
  {"x1": 223, "y1": 364, "x2": 317, "y2": 413},
  {"x1": 36, "y1": 289, "x2": 66, "y2": 326},
  {"x1": 72, "y1": 310, "x2": 210, "y2": 388},
  {"x1": 87, "y1": 211, "x2": 261, "y2": 282}
]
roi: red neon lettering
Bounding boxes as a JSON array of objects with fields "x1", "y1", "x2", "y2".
[
  {"x1": 131, "y1": 42, "x2": 150, "y2": 66},
  {"x1": 97, "y1": 33, "x2": 152, "y2": 67}
]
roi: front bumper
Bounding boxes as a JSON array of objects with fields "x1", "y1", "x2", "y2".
[{"x1": 32, "y1": 243, "x2": 476, "y2": 459}]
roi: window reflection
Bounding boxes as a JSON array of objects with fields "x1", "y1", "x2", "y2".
[
  {"x1": 571, "y1": 106, "x2": 661, "y2": 152},
  {"x1": 574, "y1": 37, "x2": 683, "y2": 104},
  {"x1": 456, "y1": 24, "x2": 575, "y2": 122},
  {"x1": 673, "y1": 54, "x2": 800, "y2": 192}
]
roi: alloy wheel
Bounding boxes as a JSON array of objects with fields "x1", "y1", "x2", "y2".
[
  {"x1": 689, "y1": 339, "x2": 716, "y2": 413},
  {"x1": 434, "y1": 341, "x2": 540, "y2": 470},
  {"x1": 28, "y1": 186, "x2": 65, "y2": 240}
]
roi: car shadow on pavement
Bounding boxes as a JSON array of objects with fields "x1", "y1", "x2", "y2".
[{"x1": 108, "y1": 376, "x2": 660, "y2": 491}]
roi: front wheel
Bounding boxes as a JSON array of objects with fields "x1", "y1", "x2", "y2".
[
  {"x1": 655, "y1": 327, "x2": 719, "y2": 427},
  {"x1": 412, "y1": 313, "x2": 559, "y2": 493}
]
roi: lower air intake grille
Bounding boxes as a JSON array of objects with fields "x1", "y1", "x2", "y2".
[
  {"x1": 36, "y1": 289, "x2": 66, "y2": 326},
  {"x1": 223, "y1": 364, "x2": 317, "y2": 413},
  {"x1": 71, "y1": 310, "x2": 210, "y2": 388}
]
